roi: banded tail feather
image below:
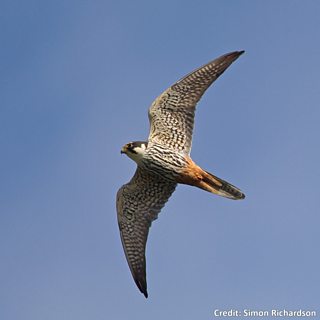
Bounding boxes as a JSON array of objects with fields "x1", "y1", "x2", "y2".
[{"x1": 201, "y1": 170, "x2": 245, "y2": 200}]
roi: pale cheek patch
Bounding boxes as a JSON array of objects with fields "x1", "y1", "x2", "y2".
[
  {"x1": 134, "y1": 147, "x2": 143, "y2": 154},
  {"x1": 128, "y1": 146, "x2": 147, "y2": 164},
  {"x1": 134, "y1": 144, "x2": 146, "y2": 154}
]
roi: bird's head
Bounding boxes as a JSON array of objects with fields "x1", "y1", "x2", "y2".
[{"x1": 121, "y1": 141, "x2": 148, "y2": 163}]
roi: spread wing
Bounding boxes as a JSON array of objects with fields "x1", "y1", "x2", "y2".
[
  {"x1": 148, "y1": 51, "x2": 244, "y2": 154},
  {"x1": 116, "y1": 167, "x2": 177, "y2": 298}
]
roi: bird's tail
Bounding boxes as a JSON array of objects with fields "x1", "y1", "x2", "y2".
[{"x1": 200, "y1": 170, "x2": 245, "y2": 200}]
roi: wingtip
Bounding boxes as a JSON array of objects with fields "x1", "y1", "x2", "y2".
[
  {"x1": 218, "y1": 50, "x2": 245, "y2": 65},
  {"x1": 231, "y1": 50, "x2": 245, "y2": 58},
  {"x1": 134, "y1": 277, "x2": 148, "y2": 298},
  {"x1": 138, "y1": 283, "x2": 148, "y2": 298}
]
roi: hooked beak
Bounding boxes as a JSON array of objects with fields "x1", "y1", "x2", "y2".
[{"x1": 120, "y1": 147, "x2": 126, "y2": 154}]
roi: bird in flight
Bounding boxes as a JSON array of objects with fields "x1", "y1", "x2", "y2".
[{"x1": 117, "y1": 51, "x2": 245, "y2": 298}]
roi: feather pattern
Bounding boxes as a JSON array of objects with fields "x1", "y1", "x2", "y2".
[
  {"x1": 117, "y1": 167, "x2": 176, "y2": 298},
  {"x1": 117, "y1": 51, "x2": 245, "y2": 297},
  {"x1": 148, "y1": 51, "x2": 244, "y2": 154}
]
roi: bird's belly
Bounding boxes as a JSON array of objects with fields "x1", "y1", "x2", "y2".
[{"x1": 141, "y1": 150, "x2": 188, "y2": 181}]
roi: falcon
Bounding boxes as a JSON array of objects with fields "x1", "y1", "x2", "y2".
[{"x1": 117, "y1": 51, "x2": 245, "y2": 298}]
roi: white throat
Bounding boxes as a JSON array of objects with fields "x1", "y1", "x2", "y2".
[{"x1": 127, "y1": 143, "x2": 147, "y2": 164}]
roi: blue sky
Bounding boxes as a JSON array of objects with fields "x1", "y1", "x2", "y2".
[{"x1": 1, "y1": 1, "x2": 320, "y2": 319}]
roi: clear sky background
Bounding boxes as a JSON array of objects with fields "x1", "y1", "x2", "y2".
[{"x1": 1, "y1": 1, "x2": 320, "y2": 319}]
